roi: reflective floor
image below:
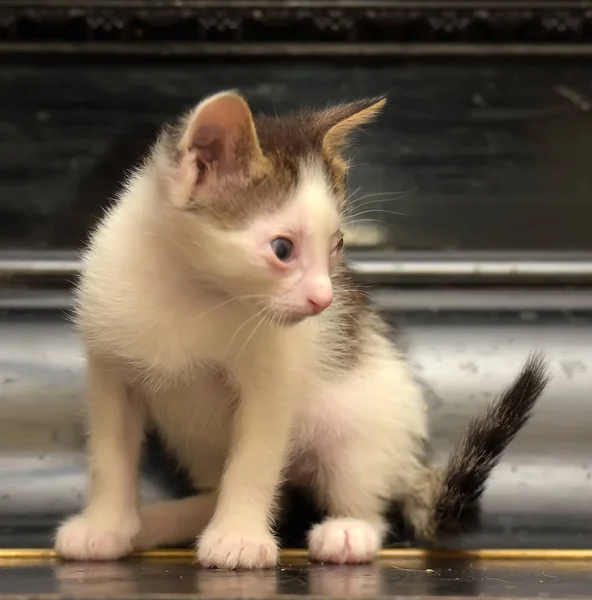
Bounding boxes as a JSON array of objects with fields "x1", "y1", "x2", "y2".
[
  {"x1": 0, "y1": 306, "x2": 591, "y2": 552},
  {"x1": 0, "y1": 555, "x2": 592, "y2": 599}
]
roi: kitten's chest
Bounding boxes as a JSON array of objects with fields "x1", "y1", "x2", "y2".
[
  {"x1": 100, "y1": 286, "x2": 255, "y2": 377},
  {"x1": 141, "y1": 368, "x2": 235, "y2": 485}
]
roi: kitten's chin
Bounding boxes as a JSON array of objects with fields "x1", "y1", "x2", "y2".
[
  {"x1": 282, "y1": 314, "x2": 308, "y2": 327},
  {"x1": 268, "y1": 311, "x2": 310, "y2": 327}
]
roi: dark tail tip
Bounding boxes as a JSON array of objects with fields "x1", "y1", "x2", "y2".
[{"x1": 433, "y1": 352, "x2": 550, "y2": 536}]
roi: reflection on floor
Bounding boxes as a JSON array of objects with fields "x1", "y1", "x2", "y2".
[{"x1": 0, "y1": 554, "x2": 591, "y2": 598}]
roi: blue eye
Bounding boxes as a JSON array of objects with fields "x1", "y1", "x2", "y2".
[{"x1": 271, "y1": 238, "x2": 294, "y2": 262}]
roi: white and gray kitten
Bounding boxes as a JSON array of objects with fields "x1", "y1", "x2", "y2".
[{"x1": 54, "y1": 91, "x2": 548, "y2": 569}]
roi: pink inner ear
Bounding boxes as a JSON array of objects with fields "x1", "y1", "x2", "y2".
[
  {"x1": 191, "y1": 124, "x2": 225, "y2": 165},
  {"x1": 185, "y1": 93, "x2": 257, "y2": 173}
]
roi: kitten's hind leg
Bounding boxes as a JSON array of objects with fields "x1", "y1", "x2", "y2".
[
  {"x1": 133, "y1": 494, "x2": 216, "y2": 551},
  {"x1": 306, "y1": 362, "x2": 426, "y2": 565},
  {"x1": 308, "y1": 517, "x2": 386, "y2": 565},
  {"x1": 307, "y1": 444, "x2": 390, "y2": 564},
  {"x1": 308, "y1": 468, "x2": 388, "y2": 564},
  {"x1": 55, "y1": 355, "x2": 144, "y2": 561}
]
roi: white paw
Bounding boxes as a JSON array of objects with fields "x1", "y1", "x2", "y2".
[
  {"x1": 308, "y1": 518, "x2": 381, "y2": 564},
  {"x1": 196, "y1": 525, "x2": 278, "y2": 569},
  {"x1": 54, "y1": 514, "x2": 138, "y2": 561}
]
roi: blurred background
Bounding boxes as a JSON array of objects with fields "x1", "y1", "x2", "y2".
[{"x1": 1, "y1": 0, "x2": 592, "y2": 567}]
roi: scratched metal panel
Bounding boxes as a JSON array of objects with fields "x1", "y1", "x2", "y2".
[{"x1": 0, "y1": 307, "x2": 590, "y2": 549}]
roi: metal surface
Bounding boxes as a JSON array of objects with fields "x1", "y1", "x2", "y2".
[
  {"x1": 0, "y1": 305, "x2": 591, "y2": 550},
  {"x1": 4, "y1": 251, "x2": 592, "y2": 286},
  {"x1": 2, "y1": 556, "x2": 592, "y2": 599},
  {"x1": 5, "y1": 286, "x2": 592, "y2": 313}
]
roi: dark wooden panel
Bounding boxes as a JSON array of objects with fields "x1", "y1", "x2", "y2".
[
  {"x1": 1, "y1": 59, "x2": 591, "y2": 252},
  {"x1": 2, "y1": 1, "x2": 592, "y2": 47}
]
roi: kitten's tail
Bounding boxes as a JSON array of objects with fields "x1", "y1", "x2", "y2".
[{"x1": 401, "y1": 353, "x2": 549, "y2": 543}]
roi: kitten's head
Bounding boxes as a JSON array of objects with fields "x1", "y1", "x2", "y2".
[{"x1": 152, "y1": 90, "x2": 385, "y2": 325}]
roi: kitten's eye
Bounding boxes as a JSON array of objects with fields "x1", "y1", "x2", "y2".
[{"x1": 271, "y1": 237, "x2": 295, "y2": 262}]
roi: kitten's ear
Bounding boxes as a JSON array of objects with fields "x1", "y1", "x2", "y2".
[
  {"x1": 171, "y1": 90, "x2": 266, "y2": 207},
  {"x1": 319, "y1": 96, "x2": 387, "y2": 156}
]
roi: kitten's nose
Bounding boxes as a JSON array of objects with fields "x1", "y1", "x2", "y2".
[
  {"x1": 308, "y1": 297, "x2": 332, "y2": 314},
  {"x1": 307, "y1": 281, "x2": 333, "y2": 314}
]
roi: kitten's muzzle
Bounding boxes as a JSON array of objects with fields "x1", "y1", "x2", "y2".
[
  {"x1": 307, "y1": 295, "x2": 332, "y2": 314},
  {"x1": 305, "y1": 277, "x2": 333, "y2": 314}
]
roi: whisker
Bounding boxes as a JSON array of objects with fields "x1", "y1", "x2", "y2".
[
  {"x1": 224, "y1": 306, "x2": 268, "y2": 357},
  {"x1": 347, "y1": 198, "x2": 410, "y2": 214},
  {"x1": 200, "y1": 295, "x2": 263, "y2": 319},
  {"x1": 346, "y1": 311, "x2": 363, "y2": 331},
  {"x1": 337, "y1": 288, "x2": 377, "y2": 303},
  {"x1": 347, "y1": 189, "x2": 416, "y2": 205},
  {"x1": 276, "y1": 311, "x2": 284, "y2": 329},
  {"x1": 233, "y1": 308, "x2": 270, "y2": 364},
  {"x1": 348, "y1": 190, "x2": 405, "y2": 202},
  {"x1": 344, "y1": 218, "x2": 401, "y2": 229},
  {"x1": 345, "y1": 189, "x2": 416, "y2": 222},
  {"x1": 179, "y1": 293, "x2": 274, "y2": 327},
  {"x1": 315, "y1": 313, "x2": 323, "y2": 334},
  {"x1": 346, "y1": 186, "x2": 362, "y2": 203},
  {"x1": 348, "y1": 208, "x2": 408, "y2": 220}
]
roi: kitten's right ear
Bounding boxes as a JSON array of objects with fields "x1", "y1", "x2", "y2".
[
  {"x1": 320, "y1": 96, "x2": 387, "y2": 156},
  {"x1": 169, "y1": 91, "x2": 266, "y2": 208}
]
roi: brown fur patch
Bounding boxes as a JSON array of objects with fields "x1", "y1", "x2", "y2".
[
  {"x1": 324, "y1": 263, "x2": 376, "y2": 368},
  {"x1": 321, "y1": 97, "x2": 387, "y2": 156},
  {"x1": 155, "y1": 95, "x2": 386, "y2": 227}
]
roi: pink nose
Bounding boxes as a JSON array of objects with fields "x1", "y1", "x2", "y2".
[{"x1": 307, "y1": 291, "x2": 333, "y2": 314}]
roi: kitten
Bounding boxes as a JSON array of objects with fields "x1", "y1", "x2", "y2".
[{"x1": 54, "y1": 91, "x2": 549, "y2": 569}]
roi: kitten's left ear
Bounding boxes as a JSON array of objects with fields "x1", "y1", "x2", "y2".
[
  {"x1": 169, "y1": 90, "x2": 267, "y2": 207},
  {"x1": 319, "y1": 96, "x2": 387, "y2": 156}
]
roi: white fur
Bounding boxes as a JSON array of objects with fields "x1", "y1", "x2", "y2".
[
  {"x1": 308, "y1": 519, "x2": 382, "y2": 564},
  {"x1": 55, "y1": 158, "x2": 427, "y2": 568}
]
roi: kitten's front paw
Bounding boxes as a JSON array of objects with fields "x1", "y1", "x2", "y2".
[
  {"x1": 196, "y1": 525, "x2": 278, "y2": 569},
  {"x1": 55, "y1": 514, "x2": 138, "y2": 561},
  {"x1": 308, "y1": 518, "x2": 381, "y2": 564}
]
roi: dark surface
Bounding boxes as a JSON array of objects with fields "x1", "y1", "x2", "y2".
[
  {"x1": 0, "y1": 557, "x2": 592, "y2": 599},
  {"x1": 2, "y1": 59, "x2": 592, "y2": 253},
  {"x1": 3, "y1": 0, "x2": 592, "y2": 48}
]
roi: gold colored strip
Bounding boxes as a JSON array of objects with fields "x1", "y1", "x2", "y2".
[{"x1": 0, "y1": 548, "x2": 591, "y2": 561}]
